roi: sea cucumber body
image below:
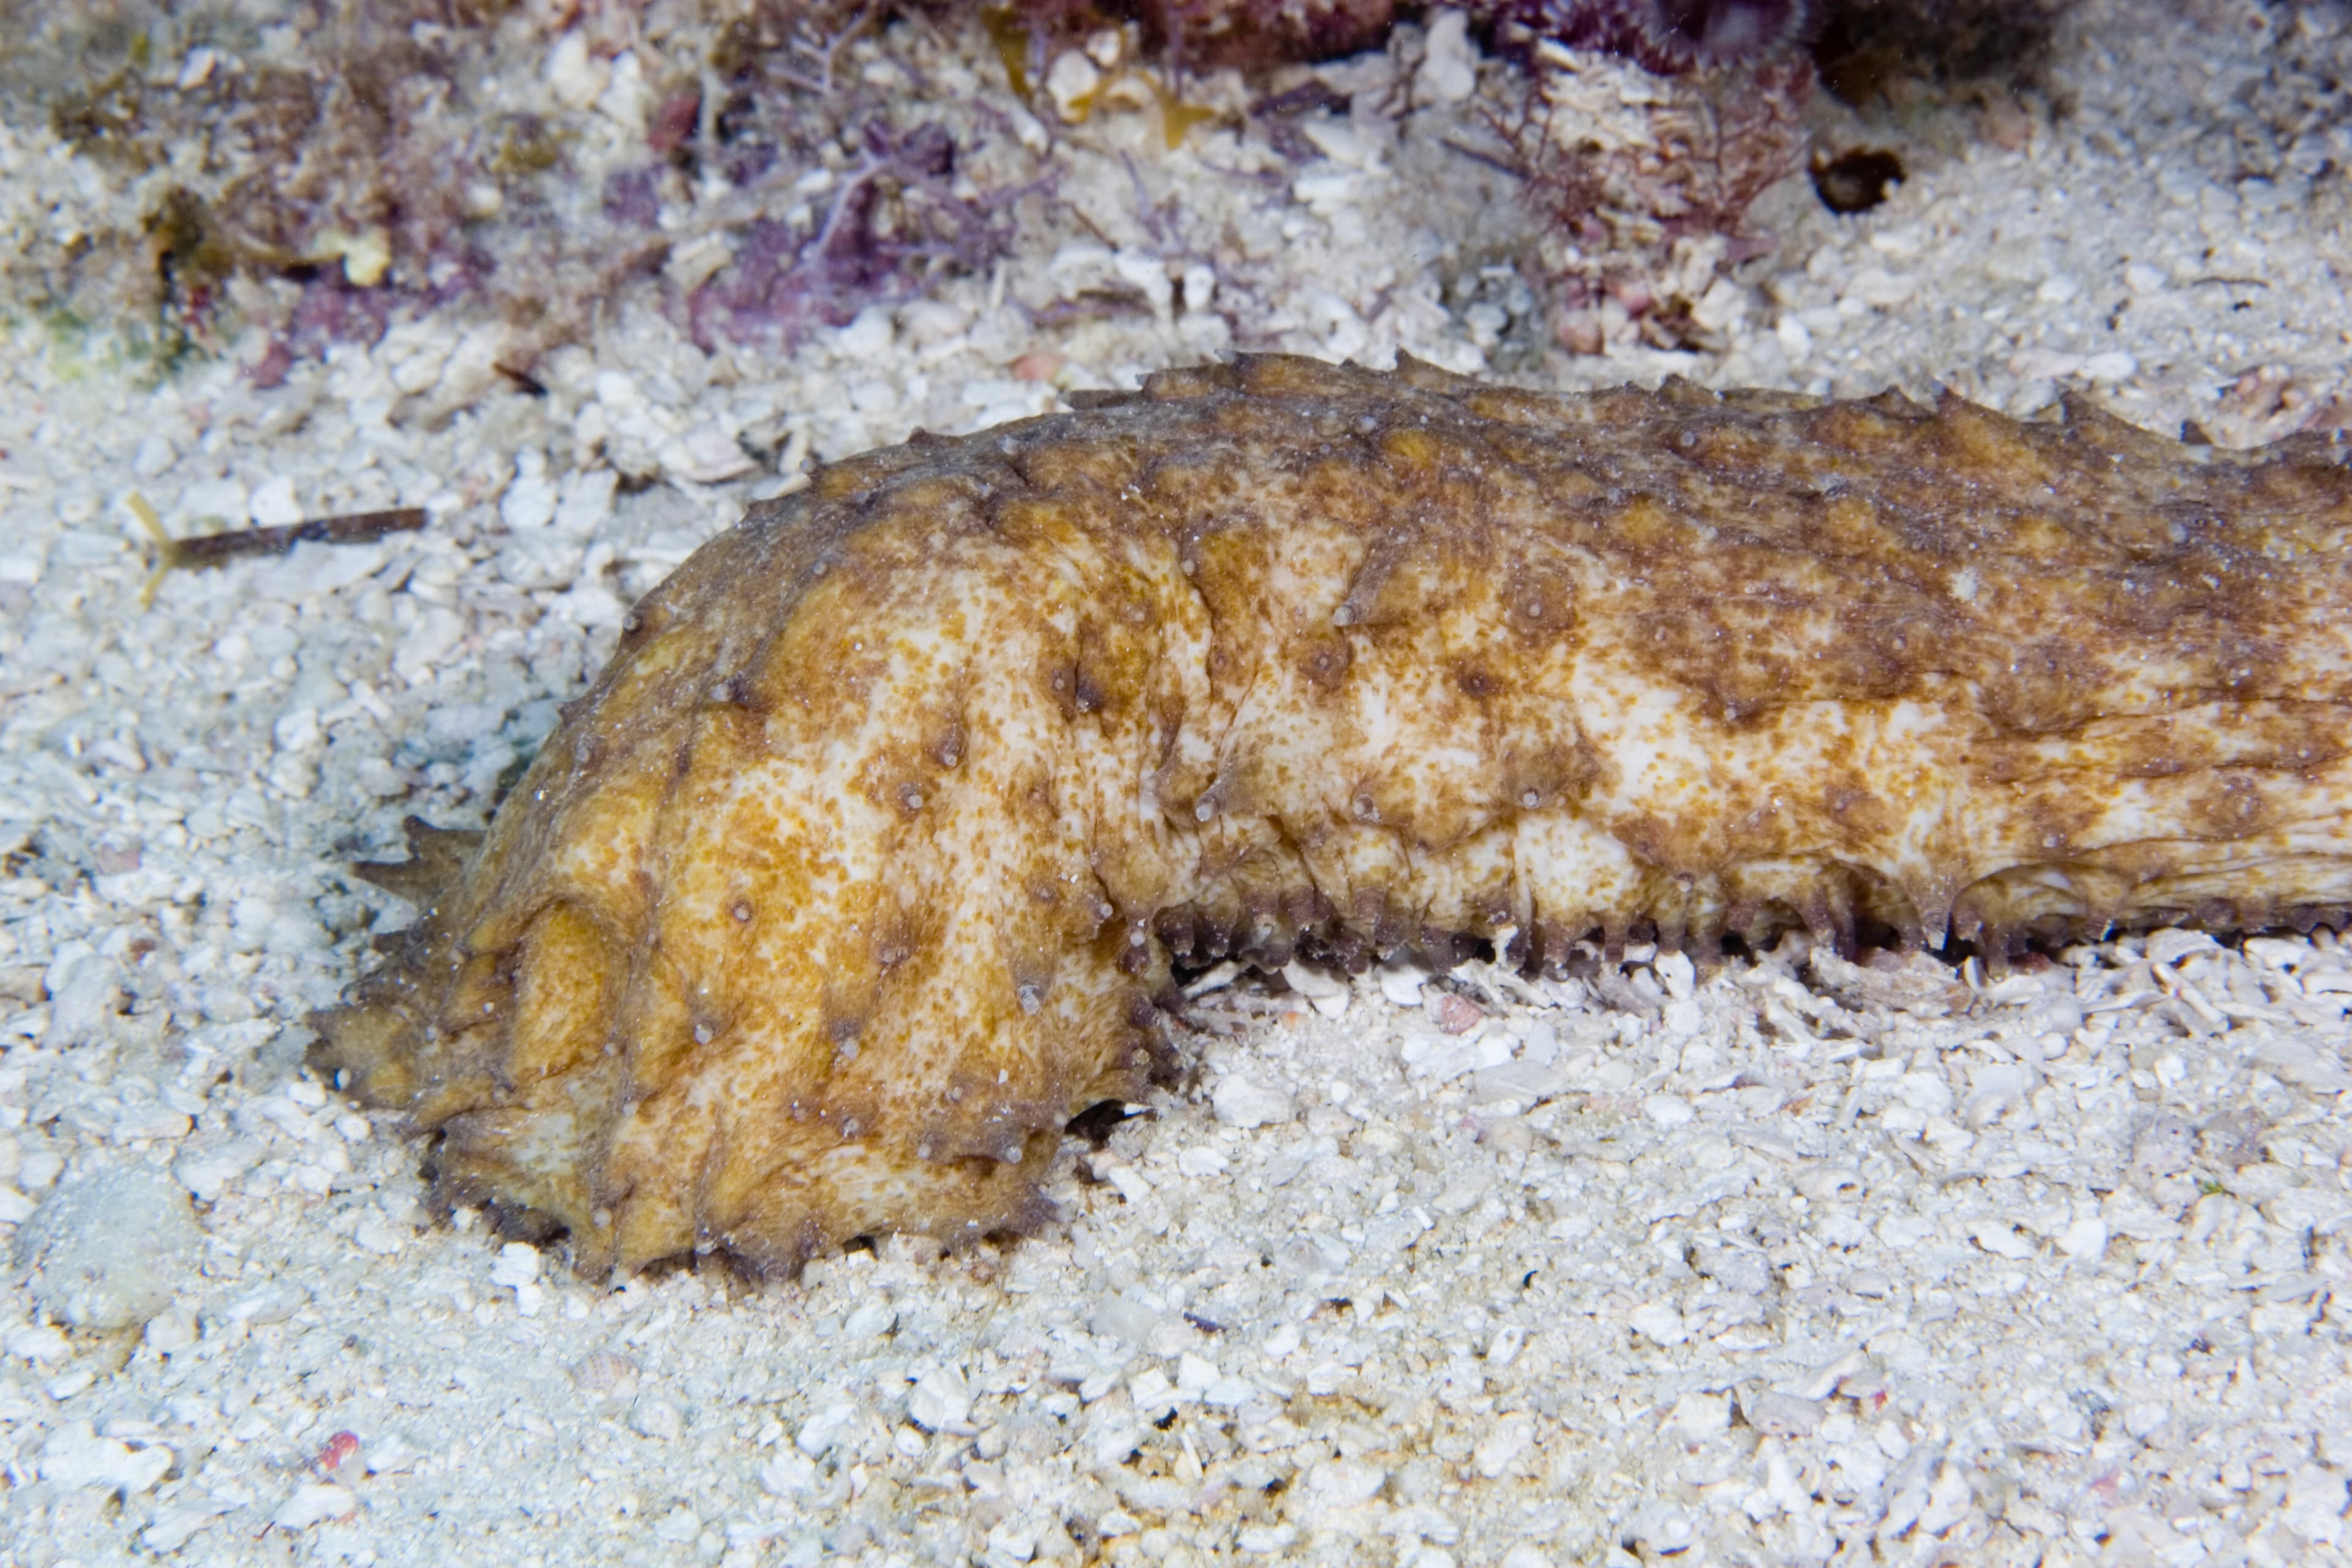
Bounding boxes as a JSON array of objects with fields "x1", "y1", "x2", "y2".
[{"x1": 314, "y1": 354, "x2": 2352, "y2": 1273}]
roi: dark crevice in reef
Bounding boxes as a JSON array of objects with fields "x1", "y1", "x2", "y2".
[
  {"x1": 1811, "y1": 0, "x2": 2072, "y2": 107},
  {"x1": 1064, "y1": 1098, "x2": 1147, "y2": 1145}
]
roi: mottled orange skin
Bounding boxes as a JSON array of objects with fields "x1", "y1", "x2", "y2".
[{"x1": 314, "y1": 355, "x2": 2352, "y2": 1275}]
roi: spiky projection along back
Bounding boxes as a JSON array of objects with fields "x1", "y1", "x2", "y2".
[{"x1": 314, "y1": 355, "x2": 2352, "y2": 1276}]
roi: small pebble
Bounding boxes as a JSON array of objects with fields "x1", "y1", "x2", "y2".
[
  {"x1": 14, "y1": 1167, "x2": 202, "y2": 1332},
  {"x1": 907, "y1": 1365, "x2": 973, "y2": 1431},
  {"x1": 1211, "y1": 1074, "x2": 1294, "y2": 1129},
  {"x1": 273, "y1": 1483, "x2": 358, "y2": 1530},
  {"x1": 628, "y1": 1395, "x2": 684, "y2": 1442},
  {"x1": 1743, "y1": 1390, "x2": 1826, "y2": 1438},
  {"x1": 40, "y1": 1422, "x2": 174, "y2": 1496}
]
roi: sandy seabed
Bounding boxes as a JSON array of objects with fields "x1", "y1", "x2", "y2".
[{"x1": 1, "y1": 2, "x2": 2350, "y2": 1565}]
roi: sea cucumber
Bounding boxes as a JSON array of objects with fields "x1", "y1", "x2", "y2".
[{"x1": 312, "y1": 353, "x2": 2352, "y2": 1275}]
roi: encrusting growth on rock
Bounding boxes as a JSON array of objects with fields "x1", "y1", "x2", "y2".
[{"x1": 313, "y1": 354, "x2": 2352, "y2": 1276}]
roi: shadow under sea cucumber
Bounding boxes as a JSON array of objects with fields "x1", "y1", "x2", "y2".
[{"x1": 311, "y1": 353, "x2": 2352, "y2": 1276}]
